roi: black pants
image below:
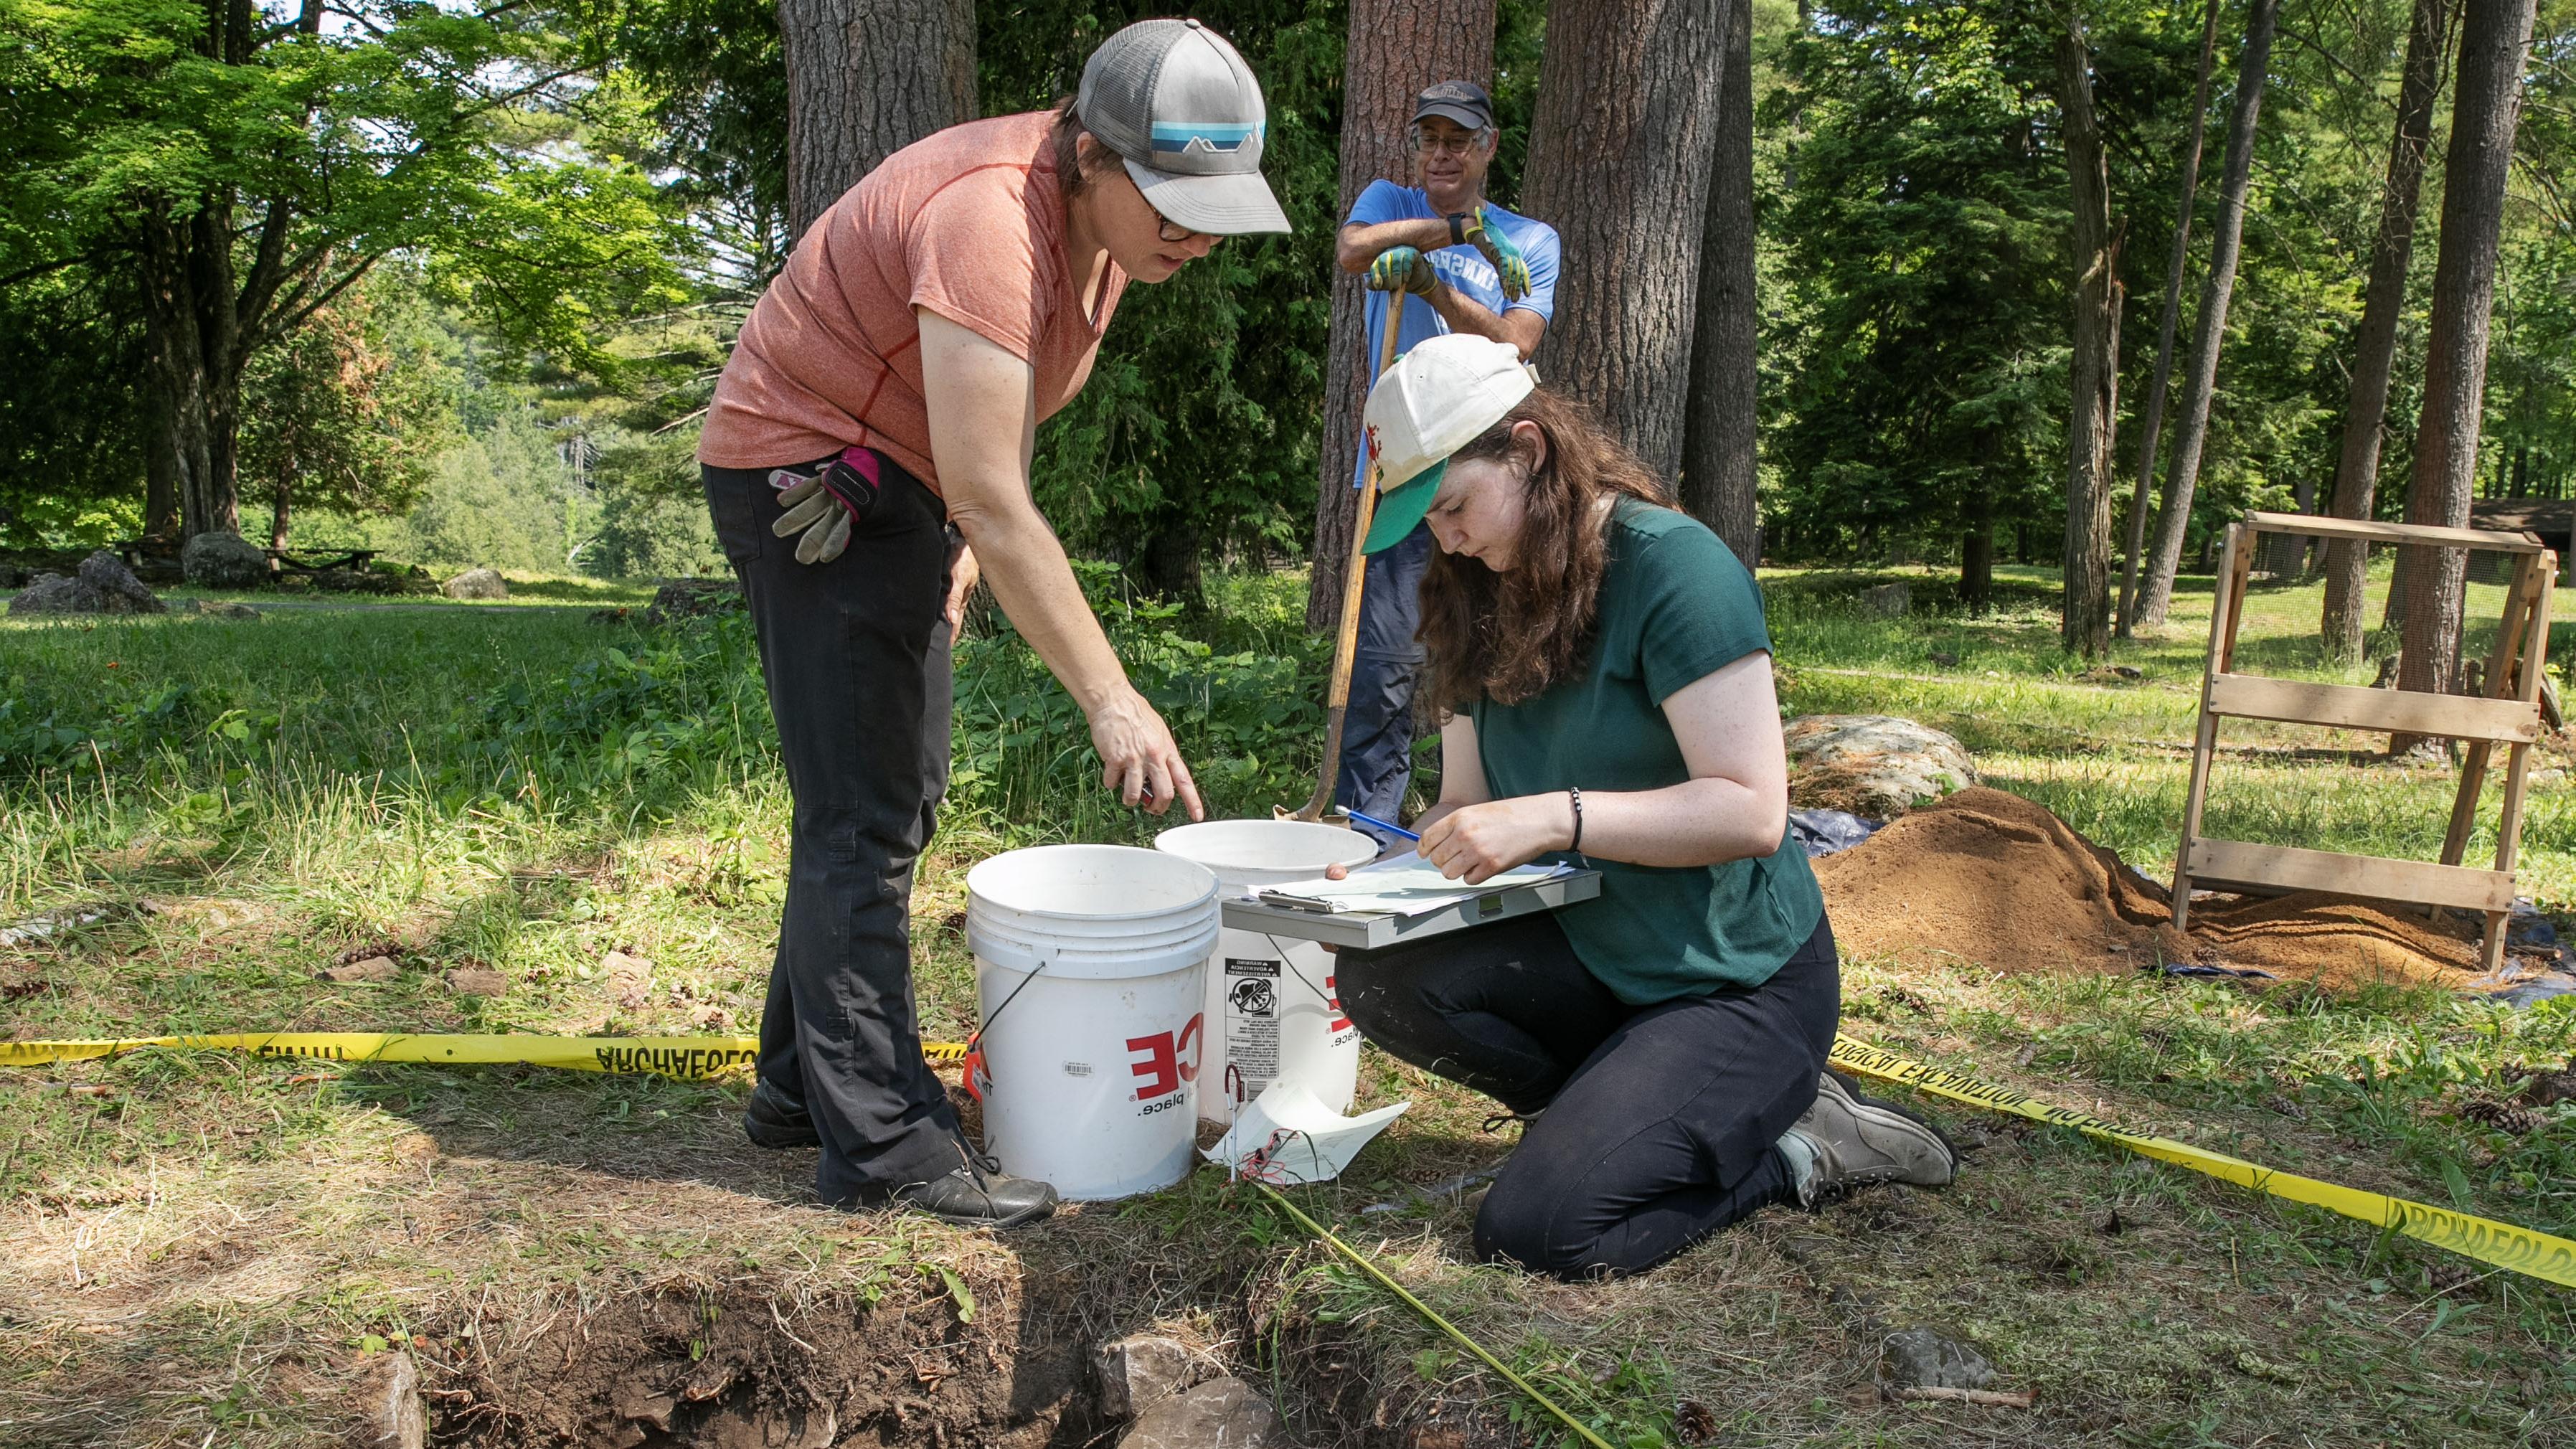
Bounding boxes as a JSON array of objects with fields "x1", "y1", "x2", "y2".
[
  {"x1": 1332, "y1": 521, "x2": 1434, "y2": 844},
  {"x1": 1339, "y1": 912, "x2": 1841, "y2": 1278},
  {"x1": 703, "y1": 455, "x2": 967, "y2": 1203}
]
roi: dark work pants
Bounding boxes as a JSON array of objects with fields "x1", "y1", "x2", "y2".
[
  {"x1": 1333, "y1": 521, "x2": 1435, "y2": 845},
  {"x1": 1339, "y1": 912, "x2": 1841, "y2": 1278},
  {"x1": 703, "y1": 456, "x2": 966, "y2": 1204}
]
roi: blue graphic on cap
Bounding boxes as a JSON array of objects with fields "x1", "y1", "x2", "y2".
[{"x1": 1149, "y1": 121, "x2": 1264, "y2": 154}]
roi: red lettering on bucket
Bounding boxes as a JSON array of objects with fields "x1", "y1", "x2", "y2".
[
  {"x1": 1130, "y1": 1014, "x2": 1209, "y2": 1101},
  {"x1": 1326, "y1": 976, "x2": 1351, "y2": 1033}
]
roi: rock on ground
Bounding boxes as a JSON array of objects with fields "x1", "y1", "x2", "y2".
[
  {"x1": 1095, "y1": 1334, "x2": 1198, "y2": 1420},
  {"x1": 352, "y1": 1351, "x2": 425, "y2": 1449},
  {"x1": 1784, "y1": 714, "x2": 1977, "y2": 818},
  {"x1": 8, "y1": 552, "x2": 169, "y2": 615},
  {"x1": 442, "y1": 567, "x2": 509, "y2": 600},
  {"x1": 182, "y1": 531, "x2": 270, "y2": 590},
  {"x1": 1118, "y1": 1377, "x2": 1291, "y2": 1449},
  {"x1": 321, "y1": 955, "x2": 402, "y2": 983},
  {"x1": 445, "y1": 968, "x2": 509, "y2": 996},
  {"x1": 1879, "y1": 1326, "x2": 1994, "y2": 1391}
]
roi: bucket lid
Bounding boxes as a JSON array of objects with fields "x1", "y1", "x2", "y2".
[
  {"x1": 1154, "y1": 819, "x2": 1380, "y2": 880},
  {"x1": 966, "y1": 844, "x2": 1217, "y2": 922}
]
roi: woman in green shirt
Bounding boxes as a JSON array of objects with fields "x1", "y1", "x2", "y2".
[{"x1": 1334, "y1": 335, "x2": 1958, "y2": 1278}]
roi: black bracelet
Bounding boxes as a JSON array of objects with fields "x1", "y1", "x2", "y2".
[
  {"x1": 1567, "y1": 785, "x2": 1584, "y2": 854},
  {"x1": 1448, "y1": 212, "x2": 1467, "y2": 247}
]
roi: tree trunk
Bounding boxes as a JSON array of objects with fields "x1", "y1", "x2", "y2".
[
  {"x1": 2133, "y1": 0, "x2": 2279, "y2": 629},
  {"x1": 2114, "y1": 0, "x2": 2222, "y2": 636},
  {"x1": 1305, "y1": 0, "x2": 1496, "y2": 631},
  {"x1": 1961, "y1": 515, "x2": 1995, "y2": 613},
  {"x1": 141, "y1": 344, "x2": 180, "y2": 542},
  {"x1": 1681, "y1": 0, "x2": 1760, "y2": 569},
  {"x1": 777, "y1": 0, "x2": 977, "y2": 242},
  {"x1": 269, "y1": 455, "x2": 293, "y2": 556},
  {"x1": 136, "y1": 202, "x2": 245, "y2": 543},
  {"x1": 2395, "y1": 0, "x2": 2538, "y2": 736},
  {"x1": 2321, "y1": 0, "x2": 2455, "y2": 661},
  {"x1": 1519, "y1": 0, "x2": 1728, "y2": 478},
  {"x1": 2059, "y1": 7, "x2": 2122, "y2": 660}
]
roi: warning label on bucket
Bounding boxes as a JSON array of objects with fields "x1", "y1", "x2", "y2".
[{"x1": 1224, "y1": 958, "x2": 1282, "y2": 1080}]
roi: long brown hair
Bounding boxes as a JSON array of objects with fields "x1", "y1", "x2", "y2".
[{"x1": 1417, "y1": 389, "x2": 1677, "y2": 709}]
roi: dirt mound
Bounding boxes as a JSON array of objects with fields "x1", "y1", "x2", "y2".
[{"x1": 1817, "y1": 787, "x2": 2479, "y2": 992}]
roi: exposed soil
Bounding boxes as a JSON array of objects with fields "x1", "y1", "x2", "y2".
[
  {"x1": 1818, "y1": 787, "x2": 2482, "y2": 991},
  {"x1": 434, "y1": 1279, "x2": 1095, "y2": 1449}
]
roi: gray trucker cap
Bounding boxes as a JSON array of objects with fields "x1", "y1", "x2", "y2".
[{"x1": 1077, "y1": 18, "x2": 1293, "y2": 235}]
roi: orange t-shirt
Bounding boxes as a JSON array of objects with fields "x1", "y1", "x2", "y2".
[{"x1": 697, "y1": 111, "x2": 1128, "y2": 489}]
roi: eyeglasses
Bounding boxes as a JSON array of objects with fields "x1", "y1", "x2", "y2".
[
  {"x1": 1411, "y1": 127, "x2": 1486, "y2": 158},
  {"x1": 1130, "y1": 171, "x2": 1210, "y2": 244}
]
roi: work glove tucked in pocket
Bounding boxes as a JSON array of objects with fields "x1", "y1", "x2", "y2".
[{"x1": 769, "y1": 446, "x2": 884, "y2": 564}]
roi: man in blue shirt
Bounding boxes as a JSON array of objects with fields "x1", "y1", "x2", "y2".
[{"x1": 1333, "y1": 80, "x2": 1561, "y2": 845}]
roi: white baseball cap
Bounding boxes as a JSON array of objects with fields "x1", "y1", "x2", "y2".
[
  {"x1": 1078, "y1": 19, "x2": 1292, "y2": 235},
  {"x1": 1359, "y1": 334, "x2": 1539, "y2": 552}
]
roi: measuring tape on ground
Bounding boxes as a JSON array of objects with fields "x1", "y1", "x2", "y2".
[
  {"x1": 0, "y1": 1032, "x2": 964, "y2": 1076},
  {"x1": 6, "y1": 1029, "x2": 2570, "y2": 1289},
  {"x1": 1825, "y1": 1034, "x2": 2576, "y2": 1290}
]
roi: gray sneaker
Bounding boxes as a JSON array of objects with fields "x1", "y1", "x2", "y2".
[{"x1": 1781, "y1": 1070, "x2": 1957, "y2": 1207}]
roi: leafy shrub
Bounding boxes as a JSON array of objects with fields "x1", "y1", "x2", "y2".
[
  {"x1": 454, "y1": 563, "x2": 1329, "y2": 832},
  {"x1": 0, "y1": 674, "x2": 223, "y2": 780}
]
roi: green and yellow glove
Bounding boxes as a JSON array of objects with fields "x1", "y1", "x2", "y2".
[
  {"x1": 1461, "y1": 207, "x2": 1530, "y2": 302},
  {"x1": 1365, "y1": 245, "x2": 1437, "y2": 296}
]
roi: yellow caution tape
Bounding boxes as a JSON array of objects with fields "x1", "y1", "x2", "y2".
[
  {"x1": 1826, "y1": 1034, "x2": 2576, "y2": 1290},
  {"x1": 6, "y1": 1029, "x2": 2569, "y2": 1290},
  {"x1": 0, "y1": 1032, "x2": 965, "y2": 1077}
]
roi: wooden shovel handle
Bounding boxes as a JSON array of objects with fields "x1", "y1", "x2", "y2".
[{"x1": 1288, "y1": 291, "x2": 1410, "y2": 823}]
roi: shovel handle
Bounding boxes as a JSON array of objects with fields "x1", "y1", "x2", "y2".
[{"x1": 1290, "y1": 291, "x2": 1410, "y2": 823}]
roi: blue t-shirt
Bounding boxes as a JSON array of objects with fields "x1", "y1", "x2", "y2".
[{"x1": 1346, "y1": 181, "x2": 1562, "y2": 486}]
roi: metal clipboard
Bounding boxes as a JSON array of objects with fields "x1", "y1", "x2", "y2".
[{"x1": 1219, "y1": 869, "x2": 1600, "y2": 950}]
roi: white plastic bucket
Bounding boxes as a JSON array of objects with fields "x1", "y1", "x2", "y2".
[
  {"x1": 1153, "y1": 820, "x2": 1381, "y2": 1123},
  {"x1": 965, "y1": 844, "x2": 1219, "y2": 1201}
]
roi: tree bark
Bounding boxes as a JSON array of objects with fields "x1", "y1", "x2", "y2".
[
  {"x1": 2395, "y1": 0, "x2": 2538, "y2": 731},
  {"x1": 1681, "y1": 0, "x2": 1760, "y2": 569},
  {"x1": 269, "y1": 465, "x2": 293, "y2": 556},
  {"x1": 2059, "y1": 8, "x2": 2122, "y2": 659},
  {"x1": 136, "y1": 202, "x2": 245, "y2": 542},
  {"x1": 777, "y1": 0, "x2": 977, "y2": 242},
  {"x1": 2114, "y1": 0, "x2": 2222, "y2": 636},
  {"x1": 1305, "y1": 0, "x2": 1496, "y2": 631},
  {"x1": 2133, "y1": 0, "x2": 2279, "y2": 629},
  {"x1": 1519, "y1": 0, "x2": 1728, "y2": 478},
  {"x1": 2321, "y1": 0, "x2": 2455, "y2": 661}
]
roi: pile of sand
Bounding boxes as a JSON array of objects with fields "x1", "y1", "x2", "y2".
[{"x1": 1816, "y1": 787, "x2": 2481, "y2": 992}]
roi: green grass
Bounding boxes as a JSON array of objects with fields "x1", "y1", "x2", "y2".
[{"x1": 4, "y1": 562, "x2": 2573, "y2": 1446}]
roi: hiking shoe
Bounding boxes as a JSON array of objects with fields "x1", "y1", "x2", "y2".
[
  {"x1": 893, "y1": 1152, "x2": 1060, "y2": 1229},
  {"x1": 743, "y1": 1077, "x2": 819, "y2": 1149},
  {"x1": 1781, "y1": 1070, "x2": 1956, "y2": 1207}
]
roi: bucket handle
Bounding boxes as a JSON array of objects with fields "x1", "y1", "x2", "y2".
[{"x1": 960, "y1": 948, "x2": 1055, "y2": 1104}]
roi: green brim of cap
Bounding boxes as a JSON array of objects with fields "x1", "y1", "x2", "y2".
[{"x1": 1362, "y1": 460, "x2": 1443, "y2": 554}]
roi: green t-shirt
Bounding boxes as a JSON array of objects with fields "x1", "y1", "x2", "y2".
[{"x1": 1468, "y1": 499, "x2": 1825, "y2": 1004}]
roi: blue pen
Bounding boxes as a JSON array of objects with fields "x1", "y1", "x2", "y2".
[{"x1": 1340, "y1": 808, "x2": 1419, "y2": 842}]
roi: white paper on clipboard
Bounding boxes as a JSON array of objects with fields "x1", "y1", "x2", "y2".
[{"x1": 1254, "y1": 851, "x2": 1573, "y2": 917}]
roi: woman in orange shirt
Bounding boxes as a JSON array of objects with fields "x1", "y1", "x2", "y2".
[{"x1": 696, "y1": 20, "x2": 1291, "y2": 1226}]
